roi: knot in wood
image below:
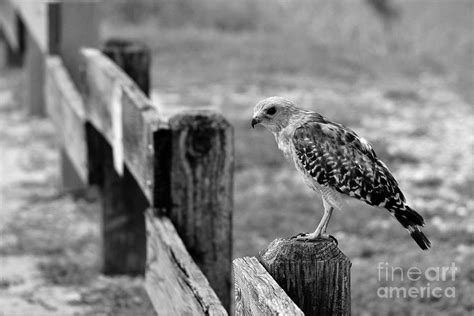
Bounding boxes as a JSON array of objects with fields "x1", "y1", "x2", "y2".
[
  {"x1": 170, "y1": 111, "x2": 229, "y2": 158},
  {"x1": 186, "y1": 127, "x2": 214, "y2": 157}
]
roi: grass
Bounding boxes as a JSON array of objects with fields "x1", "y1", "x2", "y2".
[
  {"x1": 102, "y1": 0, "x2": 474, "y2": 103},
  {"x1": 98, "y1": 1, "x2": 474, "y2": 314},
  {"x1": 101, "y1": 1, "x2": 474, "y2": 314},
  {"x1": 38, "y1": 257, "x2": 96, "y2": 286}
]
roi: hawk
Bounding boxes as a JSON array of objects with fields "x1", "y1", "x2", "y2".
[{"x1": 251, "y1": 96, "x2": 431, "y2": 250}]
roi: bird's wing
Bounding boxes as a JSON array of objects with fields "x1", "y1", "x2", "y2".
[
  {"x1": 292, "y1": 115, "x2": 429, "y2": 249},
  {"x1": 292, "y1": 117, "x2": 405, "y2": 209}
]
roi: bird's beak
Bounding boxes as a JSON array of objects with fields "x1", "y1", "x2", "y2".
[{"x1": 251, "y1": 117, "x2": 261, "y2": 128}]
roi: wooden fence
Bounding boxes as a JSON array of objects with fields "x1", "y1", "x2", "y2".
[
  {"x1": 0, "y1": 1, "x2": 352, "y2": 315},
  {"x1": 234, "y1": 239, "x2": 351, "y2": 315}
]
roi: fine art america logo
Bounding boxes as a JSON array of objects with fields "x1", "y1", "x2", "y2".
[{"x1": 377, "y1": 262, "x2": 457, "y2": 299}]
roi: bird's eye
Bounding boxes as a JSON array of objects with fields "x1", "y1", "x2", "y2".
[{"x1": 266, "y1": 106, "x2": 276, "y2": 115}]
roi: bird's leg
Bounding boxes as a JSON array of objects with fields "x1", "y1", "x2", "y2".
[
  {"x1": 321, "y1": 206, "x2": 334, "y2": 234},
  {"x1": 319, "y1": 206, "x2": 338, "y2": 245},
  {"x1": 294, "y1": 200, "x2": 336, "y2": 244},
  {"x1": 292, "y1": 210, "x2": 329, "y2": 240}
]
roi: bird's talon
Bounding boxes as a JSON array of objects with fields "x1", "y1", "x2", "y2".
[
  {"x1": 291, "y1": 232, "x2": 309, "y2": 239},
  {"x1": 291, "y1": 232, "x2": 338, "y2": 244},
  {"x1": 293, "y1": 232, "x2": 320, "y2": 242}
]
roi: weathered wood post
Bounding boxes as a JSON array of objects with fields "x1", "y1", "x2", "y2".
[
  {"x1": 47, "y1": 0, "x2": 99, "y2": 193},
  {"x1": 23, "y1": 28, "x2": 45, "y2": 115},
  {"x1": 16, "y1": 0, "x2": 61, "y2": 116},
  {"x1": 56, "y1": 0, "x2": 100, "y2": 86},
  {"x1": 162, "y1": 112, "x2": 234, "y2": 311},
  {"x1": 259, "y1": 238, "x2": 351, "y2": 315},
  {"x1": 0, "y1": 2, "x2": 24, "y2": 67},
  {"x1": 102, "y1": 39, "x2": 150, "y2": 96},
  {"x1": 80, "y1": 46, "x2": 233, "y2": 310},
  {"x1": 59, "y1": 1, "x2": 99, "y2": 192},
  {"x1": 98, "y1": 40, "x2": 151, "y2": 275}
]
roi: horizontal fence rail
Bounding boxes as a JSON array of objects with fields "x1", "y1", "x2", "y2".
[
  {"x1": 146, "y1": 210, "x2": 227, "y2": 315},
  {"x1": 1, "y1": 0, "x2": 233, "y2": 313},
  {"x1": 234, "y1": 257, "x2": 304, "y2": 315},
  {"x1": 45, "y1": 56, "x2": 88, "y2": 182}
]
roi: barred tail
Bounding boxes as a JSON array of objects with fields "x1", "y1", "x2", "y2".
[{"x1": 392, "y1": 206, "x2": 431, "y2": 250}]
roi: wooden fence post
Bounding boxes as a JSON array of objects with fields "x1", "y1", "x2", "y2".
[
  {"x1": 57, "y1": 0, "x2": 100, "y2": 86},
  {"x1": 97, "y1": 40, "x2": 151, "y2": 275},
  {"x1": 17, "y1": 0, "x2": 61, "y2": 116},
  {"x1": 56, "y1": 0, "x2": 99, "y2": 192},
  {"x1": 259, "y1": 238, "x2": 351, "y2": 316},
  {"x1": 162, "y1": 112, "x2": 234, "y2": 311},
  {"x1": 23, "y1": 29, "x2": 45, "y2": 115},
  {"x1": 101, "y1": 139, "x2": 148, "y2": 275},
  {"x1": 0, "y1": 13, "x2": 23, "y2": 67},
  {"x1": 79, "y1": 46, "x2": 233, "y2": 312},
  {"x1": 102, "y1": 39, "x2": 150, "y2": 96}
]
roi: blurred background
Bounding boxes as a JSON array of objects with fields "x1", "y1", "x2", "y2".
[{"x1": 1, "y1": 0, "x2": 473, "y2": 315}]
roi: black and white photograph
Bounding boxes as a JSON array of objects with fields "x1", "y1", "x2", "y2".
[{"x1": 0, "y1": 0, "x2": 472, "y2": 315}]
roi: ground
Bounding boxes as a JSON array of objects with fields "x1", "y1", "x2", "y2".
[
  {"x1": 1, "y1": 0, "x2": 473, "y2": 315},
  {"x1": 0, "y1": 70, "x2": 155, "y2": 315}
]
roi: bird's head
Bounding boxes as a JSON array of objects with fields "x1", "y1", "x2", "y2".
[{"x1": 251, "y1": 96, "x2": 299, "y2": 133}]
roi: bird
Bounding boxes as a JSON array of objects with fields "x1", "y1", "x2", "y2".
[{"x1": 251, "y1": 96, "x2": 431, "y2": 250}]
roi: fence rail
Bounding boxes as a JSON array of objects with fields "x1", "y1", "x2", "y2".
[
  {"x1": 234, "y1": 256, "x2": 304, "y2": 315},
  {"x1": 1, "y1": 1, "x2": 352, "y2": 315},
  {"x1": 146, "y1": 210, "x2": 227, "y2": 315},
  {"x1": 45, "y1": 55, "x2": 88, "y2": 183}
]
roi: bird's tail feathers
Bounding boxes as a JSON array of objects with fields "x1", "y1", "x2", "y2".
[
  {"x1": 408, "y1": 225, "x2": 431, "y2": 250},
  {"x1": 392, "y1": 206, "x2": 431, "y2": 250},
  {"x1": 394, "y1": 205, "x2": 425, "y2": 227}
]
